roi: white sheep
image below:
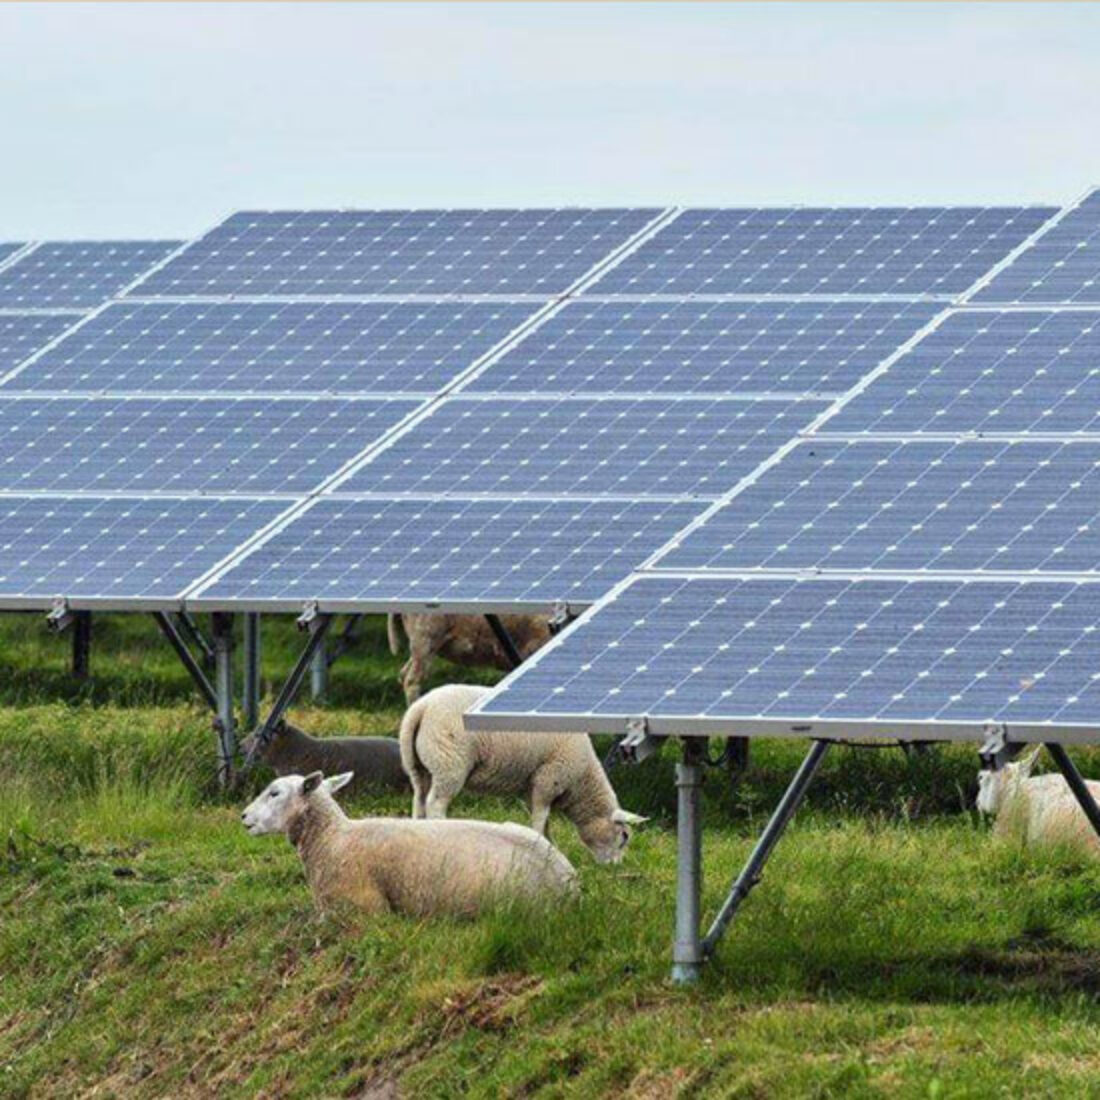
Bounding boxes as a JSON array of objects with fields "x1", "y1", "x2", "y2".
[
  {"x1": 977, "y1": 747, "x2": 1100, "y2": 854},
  {"x1": 241, "y1": 771, "x2": 577, "y2": 917},
  {"x1": 399, "y1": 683, "x2": 647, "y2": 864}
]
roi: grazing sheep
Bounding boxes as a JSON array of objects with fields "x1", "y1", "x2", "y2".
[
  {"x1": 240, "y1": 721, "x2": 409, "y2": 793},
  {"x1": 241, "y1": 771, "x2": 577, "y2": 916},
  {"x1": 387, "y1": 613, "x2": 551, "y2": 702},
  {"x1": 977, "y1": 747, "x2": 1100, "y2": 854},
  {"x1": 399, "y1": 683, "x2": 647, "y2": 864}
]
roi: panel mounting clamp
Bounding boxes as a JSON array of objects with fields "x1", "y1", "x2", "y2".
[
  {"x1": 548, "y1": 599, "x2": 576, "y2": 636},
  {"x1": 46, "y1": 598, "x2": 75, "y2": 634},
  {"x1": 618, "y1": 716, "x2": 667, "y2": 765},
  {"x1": 979, "y1": 723, "x2": 1023, "y2": 771}
]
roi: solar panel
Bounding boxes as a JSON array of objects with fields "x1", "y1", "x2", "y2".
[
  {"x1": 339, "y1": 396, "x2": 828, "y2": 499},
  {"x1": 189, "y1": 496, "x2": 705, "y2": 611},
  {"x1": 469, "y1": 573, "x2": 1100, "y2": 737},
  {"x1": 829, "y1": 309, "x2": 1100, "y2": 434},
  {"x1": 0, "y1": 396, "x2": 421, "y2": 494},
  {"x1": 661, "y1": 439, "x2": 1100, "y2": 573},
  {"x1": 0, "y1": 242, "x2": 181, "y2": 309},
  {"x1": 975, "y1": 190, "x2": 1100, "y2": 304},
  {"x1": 0, "y1": 244, "x2": 26, "y2": 267},
  {"x1": 5, "y1": 299, "x2": 541, "y2": 395},
  {"x1": 465, "y1": 299, "x2": 941, "y2": 397},
  {"x1": 590, "y1": 207, "x2": 1056, "y2": 297},
  {"x1": 0, "y1": 494, "x2": 289, "y2": 608},
  {"x1": 136, "y1": 209, "x2": 662, "y2": 298},
  {"x1": 0, "y1": 314, "x2": 82, "y2": 380}
]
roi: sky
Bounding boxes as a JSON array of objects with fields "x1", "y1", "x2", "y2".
[{"x1": 1, "y1": 2, "x2": 1099, "y2": 240}]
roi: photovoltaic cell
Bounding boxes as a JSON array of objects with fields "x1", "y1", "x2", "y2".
[
  {"x1": 466, "y1": 299, "x2": 941, "y2": 397},
  {"x1": 192, "y1": 497, "x2": 705, "y2": 609},
  {"x1": 340, "y1": 396, "x2": 827, "y2": 498},
  {"x1": 136, "y1": 209, "x2": 661, "y2": 298},
  {"x1": 661, "y1": 439, "x2": 1100, "y2": 573},
  {"x1": 0, "y1": 495, "x2": 289, "y2": 605},
  {"x1": 0, "y1": 396, "x2": 420, "y2": 494},
  {"x1": 0, "y1": 244, "x2": 26, "y2": 267},
  {"x1": 0, "y1": 314, "x2": 80, "y2": 378},
  {"x1": 830, "y1": 310, "x2": 1100, "y2": 434},
  {"x1": 7, "y1": 299, "x2": 540, "y2": 395},
  {"x1": 471, "y1": 574, "x2": 1100, "y2": 732},
  {"x1": 0, "y1": 242, "x2": 181, "y2": 309},
  {"x1": 591, "y1": 207, "x2": 1056, "y2": 297},
  {"x1": 976, "y1": 190, "x2": 1100, "y2": 304}
]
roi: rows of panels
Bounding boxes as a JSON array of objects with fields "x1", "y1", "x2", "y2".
[
  {"x1": 0, "y1": 314, "x2": 80, "y2": 379},
  {"x1": 0, "y1": 241, "x2": 181, "y2": 309},
  {"x1": 338, "y1": 396, "x2": 828, "y2": 499},
  {"x1": 191, "y1": 497, "x2": 705, "y2": 611},
  {"x1": 663, "y1": 439, "x2": 1100, "y2": 573},
  {"x1": 0, "y1": 495, "x2": 290, "y2": 607},
  {"x1": 829, "y1": 309, "x2": 1100, "y2": 434},
  {"x1": 3, "y1": 299, "x2": 542, "y2": 395},
  {"x1": 589, "y1": 207, "x2": 1055, "y2": 297},
  {"x1": 136, "y1": 210, "x2": 662, "y2": 298},
  {"x1": 466, "y1": 299, "x2": 940, "y2": 397},
  {"x1": 0, "y1": 397, "x2": 420, "y2": 494},
  {"x1": 977, "y1": 190, "x2": 1100, "y2": 304},
  {"x1": 471, "y1": 574, "x2": 1100, "y2": 734}
]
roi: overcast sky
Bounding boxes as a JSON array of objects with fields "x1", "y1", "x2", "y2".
[{"x1": 2, "y1": 2, "x2": 1098, "y2": 241}]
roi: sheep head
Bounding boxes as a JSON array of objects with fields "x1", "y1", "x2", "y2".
[
  {"x1": 578, "y1": 808, "x2": 649, "y2": 864},
  {"x1": 976, "y1": 746, "x2": 1042, "y2": 816},
  {"x1": 241, "y1": 771, "x2": 354, "y2": 836}
]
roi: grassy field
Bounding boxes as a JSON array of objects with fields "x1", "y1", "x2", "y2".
[{"x1": 4, "y1": 613, "x2": 1100, "y2": 1098}]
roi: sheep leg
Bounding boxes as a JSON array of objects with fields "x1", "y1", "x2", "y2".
[
  {"x1": 425, "y1": 775, "x2": 465, "y2": 819},
  {"x1": 409, "y1": 772, "x2": 429, "y2": 819},
  {"x1": 528, "y1": 769, "x2": 560, "y2": 837}
]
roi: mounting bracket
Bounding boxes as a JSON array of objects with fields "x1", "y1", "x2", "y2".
[
  {"x1": 979, "y1": 723, "x2": 1024, "y2": 771},
  {"x1": 45, "y1": 598, "x2": 75, "y2": 634}
]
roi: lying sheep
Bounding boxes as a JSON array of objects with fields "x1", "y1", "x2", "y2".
[
  {"x1": 241, "y1": 771, "x2": 577, "y2": 916},
  {"x1": 977, "y1": 747, "x2": 1100, "y2": 853},
  {"x1": 399, "y1": 683, "x2": 647, "y2": 864},
  {"x1": 240, "y1": 721, "x2": 409, "y2": 794}
]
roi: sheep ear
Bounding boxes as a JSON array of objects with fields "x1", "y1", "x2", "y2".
[
  {"x1": 324, "y1": 772, "x2": 354, "y2": 793},
  {"x1": 302, "y1": 771, "x2": 324, "y2": 795},
  {"x1": 612, "y1": 809, "x2": 649, "y2": 825}
]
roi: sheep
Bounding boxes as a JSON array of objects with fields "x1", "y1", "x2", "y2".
[
  {"x1": 241, "y1": 771, "x2": 577, "y2": 916},
  {"x1": 399, "y1": 683, "x2": 647, "y2": 864},
  {"x1": 387, "y1": 613, "x2": 552, "y2": 702},
  {"x1": 977, "y1": 747, "x2": 1100, "y2": 854},
  {"x1": 240, "y1": 721, "x2": 409, "y2": 793}
]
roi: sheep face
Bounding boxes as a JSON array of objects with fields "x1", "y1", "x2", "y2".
[
  {"x1": 241, "y1": 772, "x2": 353, "y2": 836},
  {"x1": 976, "y1": 747, "x2": 1042, "y2": 816},
  {"x1": 239, "y1": 721, "x2": 287, "y2": 763},
  {"x1": 577, "y1": 809, "x2": 648, "y2": 864}
]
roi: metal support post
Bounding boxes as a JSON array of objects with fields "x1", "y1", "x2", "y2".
[
  {"x1": 702, "y1": 739, "x2": 831, "y2": 959},
  {"x1": 243, "y1": 613, "x2": 262, "y2": 729},
  {"x1": 176, "y1": 611, "x2": 215, "y2": 674},
  {"x1": 310, "y1": 640, "x2": 328, "y2": 701},
  {"x1": 485, "y1": 613, "x2": 522, "y2": 669},
  {"x1": 672, "y1": 738, "x2": 707, "y2": 983},
  {"x1": 241, "y1": 605, "x2": 334, "y2": 772},
  {"x1": 326, "y1": 614, "x2": 363, "y2": 668},
  {"x1": 151, "y1": 612, "x2": 219, "y2": 712},
  {"x1": 211, "y1": 612, "x2": 237, "y2": 788},
  {"x1": 725, "y1": 737, "x2": 750, "y2": 777},
  {"x1": 71, "y1": 611, "x2": 91, "y2": 680},
  {"x1": 1044, "y1": 742, "x2": 1100, "y2": 841}
]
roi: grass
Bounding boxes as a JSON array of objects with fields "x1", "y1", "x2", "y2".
[{"x1": 4, "y1": 613, "x2": 1100, "y2": 1097}]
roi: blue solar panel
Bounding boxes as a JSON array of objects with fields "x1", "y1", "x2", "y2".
[
  {"x1": 0, "y1": 495, "x2": 289, "y2": 606},
  {"x1": 6, "y1": 299, "x2": 540, "y2": 395},
  {"x1": 976, "y1": 190, "x2": 1100, "y2": 304},
  {"x1": 0, "y1": 396, "x2": 420, "y2": 494},
  {"x1": 0, "y1": 242, "x2": 181, "y2": 309},
  {"x1": 0, "y1": 314, "x2": 81, "y2": 379},
  {"x1": 466, "y1": 299, "x2": 941, "y2": 397},
  {"x1": 136, "y1": 210, "x2": 661, "y2": 298},
  {"x1": 191, "y1": 497, "x2": 704, "y2": 609},
  {"x1": 470, "y1": 574, "x2": 1100, "y2": 733},
  {"x1": 0, "y1": 244, "x2": 26, "y2": 267},
  {"x1": 591, "y1": 207, "x2": 1056, "y2": 297},
  {"x1": 341, "y1": 396, "x2": 826, "y2": 499},
  {"x1": 661, "y1": 439, "x2": 1100, "y2": 573},
  {"x1": 830, "y1": 310, "x2": 1100, "y2": 434}
]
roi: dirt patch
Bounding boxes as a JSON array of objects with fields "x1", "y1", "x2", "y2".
[{"x1": 438, "y1": 973, "x2": 543, "y2": 1036}]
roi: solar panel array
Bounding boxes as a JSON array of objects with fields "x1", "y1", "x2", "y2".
[{"x1": 472, "y1": 189, "x2": 1100, "y2": 742}]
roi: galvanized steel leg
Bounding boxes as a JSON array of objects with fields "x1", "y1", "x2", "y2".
[
  {"x1": 672, "y1": 738, "x2": 706, "y2": 983},
  {"x1": 1044, "y1": 742, "x2": 1100, "y2": 841},
  {"x1": 243, "y1": 613, "x2": 262, "y2": 729},
  {"x1": 485, "y1": 613, "x2": 522, "y2": 670},
  {"x1": 71, "y1": 611, "x2": 91, "y2": 681},
  {"x1": 310, "y1": 640, "x2": 328, "y2": 701},
  {"x1": 176, "y1": 611, "x2": 215, "y2": 674},
  {"x1": 151, "y1": 611, "x2": 218, "y2": 712},
  {"x1": 702, "y1": 739, "x2": 831, "y2": 959},
  {"x1": 211, "y1": 612, "x2": 237, "y2": 788}
]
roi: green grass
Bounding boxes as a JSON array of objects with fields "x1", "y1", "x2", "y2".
[{"x1": 4, "y1": 613, "x2": 1100, "y2": 1097}]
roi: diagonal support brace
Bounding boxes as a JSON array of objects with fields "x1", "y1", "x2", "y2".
[
  {"x1": 152, "y1": 611, "x2": 218, "y2": 713},
  {"x1": 1044, "y1": 742, "x2": 1100, "y2": 841},
  {"x1": 485, "y1": 613, "x2": 522, "y2": 670},
  {"x1": 240, "y1": 604, "x2": 334, "y2": 773},
  {"x1": 702, "y1": 739, "x2": 831, "y2": 958}
]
